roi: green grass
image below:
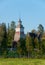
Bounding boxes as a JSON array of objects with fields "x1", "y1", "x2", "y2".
[{"x1": 0, "y1": 58, "x2": 45, "y2": 65}]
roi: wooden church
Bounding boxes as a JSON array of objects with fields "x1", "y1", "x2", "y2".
[{"x1": 12, "y1": 19, "x2": 25, "y2": 48}]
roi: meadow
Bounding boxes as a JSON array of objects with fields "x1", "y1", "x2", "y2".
[{"x1": 0, "y1": 58, "x2": 45, "y2": 65}]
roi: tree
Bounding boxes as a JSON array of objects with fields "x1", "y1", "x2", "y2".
[
  {"x1": 42, "y1": 39, "x2": 45, "y2": 54},
  {"x1": 0, "y1": 24, "x2": 4, "y2": 55},
  {"x1": 10, "y1": 21, "x2": 16, "y2": 40},
  {"x1": 17, "y1": 38, "x2": 26, "y2": 57},
  {"x1": 38, "y1": 24, "x2": 44, "y2": 35},
  {"x1": 0, "y1": 24, "x2": 3, "y2": 45},
  {"x1": 37, "y1": 24, "x2": 44, "y2": 55},
  {"x1": 7, "y1": 21, "x2": 16, "y2": 47},
  {"x1": 0, "y1": 23, "x2": 7, "y2": 55},
  {"x1": 34, "y1": 37, "x2": 39, "y2": 49},
  {"x1": 33, "y1": 37, "x2": 40, "y2": 57},
  {"x1": 31, "y1": 29, "x2": 37, "y2": 34},
  {"x1": 26, "y1": 33, "x2": 33, "y2": 58}
]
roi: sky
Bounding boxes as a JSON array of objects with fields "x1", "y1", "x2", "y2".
[{"x1": 0, "y1": 0, "x2": 45, "y2": 33}]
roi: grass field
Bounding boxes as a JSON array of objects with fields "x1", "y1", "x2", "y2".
[{"x1": 0, "y1": 58, "x2": 45, "y2": 65}]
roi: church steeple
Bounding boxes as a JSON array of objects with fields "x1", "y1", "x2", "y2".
[
  {"x1": 18, "y1": 18, "x2": 22, "y2": 25},
  {"x1": 16, "y1": 18, "x2": 24, "y2": 28},
  {"x1": 14, "y1": 19, "x2": 25, "y2": 42}
]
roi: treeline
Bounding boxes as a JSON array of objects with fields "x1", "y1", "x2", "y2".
[
  {"x1": 0, "y1": 21, "x2": 16, "y2": 57},
  {"x1": 0, "y1": 21, "x2": 45, "y2": 58}
]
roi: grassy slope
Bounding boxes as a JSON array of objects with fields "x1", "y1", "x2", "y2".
[{"x1": 0, "y1": 58, "x2": 45, "y2": 65}]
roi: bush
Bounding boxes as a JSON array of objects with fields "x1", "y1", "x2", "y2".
[{"x1": 6, "y1": 50, "x2": 19, "y2": 58}]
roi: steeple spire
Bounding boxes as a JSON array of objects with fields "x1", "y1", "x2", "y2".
[{"x1": 18, "y1": 18, "x2": 22, "y2": 25}]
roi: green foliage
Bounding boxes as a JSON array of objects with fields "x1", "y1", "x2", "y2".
[
  {"x1": 17, "y1": 38, "x2": 26, "y2": 57},
  {"x1": 6, "y1": 50, "x2": 18, "y2": 58},
  {"x1": 7, "y1": 21, "x2": 16, "y2": 46},
  {"x1": 0, "y1": 22, "x2": 45, "y2": 58},
  {"x1": 26, "y1": 34, "x2": 33, "y2": 57},
  {"x1": 42, "y1": 39, "x2": 45, "y2": 54},
  {"x1": 0, "y1": 23, "x2": 7, "y2": 55},
  {"x1": 38, "y1": 24, "x2": 44, "y2": 35},
  {"x1": 31, "y1": 29, "x2": 36, "y2": 33},
  {"x1": 34, "y1": 37, "x2": 39, "y2": 49}
]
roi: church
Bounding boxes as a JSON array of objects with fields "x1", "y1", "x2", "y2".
[
  {"x1": 13, "y1": 19, "x2": 41, "y2": 43},
  {"x1": 12, "y1": 19, "x2": 41, "y2": 49},
  {"x1": 14, "y1": 19, "x2": 25, "y2": 42}
]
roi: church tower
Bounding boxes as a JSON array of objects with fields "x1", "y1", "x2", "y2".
[{"x1": 14, "y1": 19, "x2": 25, "y2": 42}]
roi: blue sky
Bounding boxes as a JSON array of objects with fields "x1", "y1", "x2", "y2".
[{"x1": 0, "y1": 0, "x2": 45, "y2": 33}]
